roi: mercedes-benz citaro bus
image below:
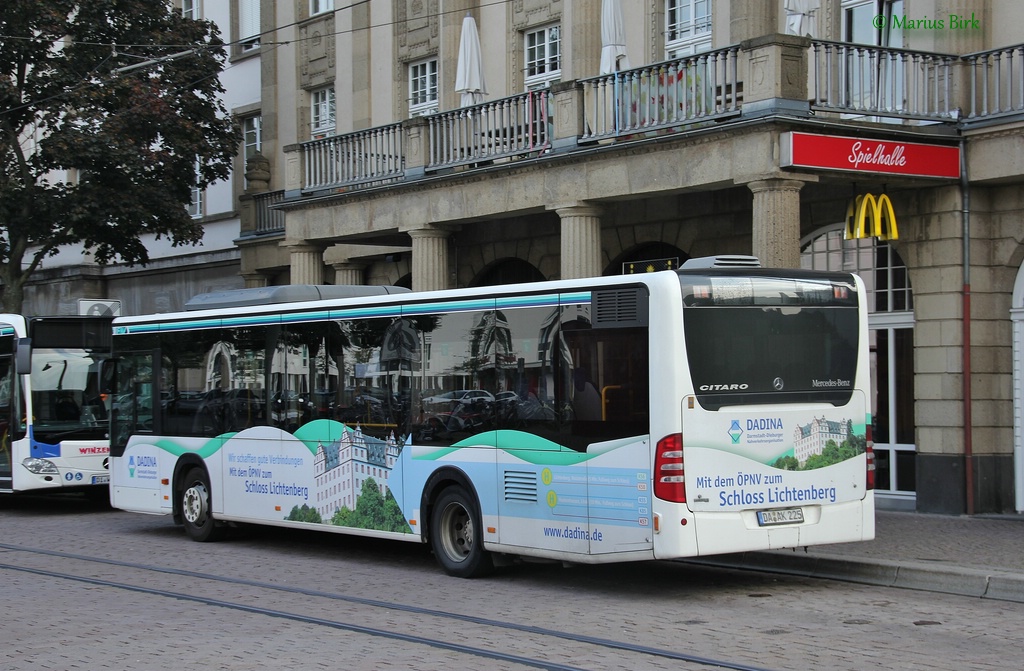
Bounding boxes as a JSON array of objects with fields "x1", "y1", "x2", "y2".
[
  {"x1": 0, "y1": 315, "x2": 113, "y2": 497},
  {"x1": 108, "y1": 257, "x2": 874, "y2": 577}
]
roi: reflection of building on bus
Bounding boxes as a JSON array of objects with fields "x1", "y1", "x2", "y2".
[
  {"x1": 313, "y1": 426, "x2": 400, "y2": 518},
  {"x1": 794, "y1": 417, "x2": 850, "y2": 464}
]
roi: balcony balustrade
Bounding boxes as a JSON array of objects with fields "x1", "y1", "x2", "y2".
[
  {"x1": 303, "y1": 123, "x2": 404, "y2": 191},
  {"x1": 427, "y1": 91, "x2": 550, "y2": 168},
  {"x1": 252, "y1": 190, "x2": 285, "y2": 235},
  {"x1": 811, "y1": 40, "x2": 957, "y2": 120},
  {"x1": 285, "y1": 41, "x2": 1024, "y2": 198},
  {"x1": 965, "y1": 44, "x2": 1024, "y2": 121},
  {"x1": 580, "y1": 47, "x2": 741, "y2": 141}
]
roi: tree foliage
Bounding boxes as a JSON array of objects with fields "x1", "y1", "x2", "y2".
[
  {"x1": 286, "y1": 504, "x2": 323, "y2": 524},
  {"x1": 0, "y1": 0, "x2": 239, "y2": 311},
  {"x1": 331, "y1": 478, "x2": 412, "y2": 533}
]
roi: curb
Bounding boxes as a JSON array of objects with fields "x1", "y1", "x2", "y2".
[{"x1": 685, "y1": 551, "x2": 1024, "y2": 603}]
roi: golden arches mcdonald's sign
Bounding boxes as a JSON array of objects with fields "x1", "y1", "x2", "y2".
[{"x1": 844, "y1": 193, "x2": 898, "y2": 241}]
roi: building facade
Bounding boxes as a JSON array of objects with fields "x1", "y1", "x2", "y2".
[{"x1": 21, "y1": 0, "x2": 1024, "y2": 516}]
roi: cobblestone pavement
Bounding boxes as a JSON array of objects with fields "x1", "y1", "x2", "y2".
[{"x1": 1, "y1": 496, "x2": 1022, "y2": 671}]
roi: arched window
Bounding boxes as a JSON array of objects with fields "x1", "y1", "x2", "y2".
[{"x1": 802, "y1": 225, "x2": 916, "y2": 508}]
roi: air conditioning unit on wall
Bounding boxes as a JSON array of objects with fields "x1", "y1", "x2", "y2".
[{"x1": 78, "y1": 299, "x2": 121, "y2": 317}]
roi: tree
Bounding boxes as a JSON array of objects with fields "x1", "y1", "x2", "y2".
[
  {"x1": 286, "y1": 504, "x2": 323, "y2": 524},
  {"x1": 0, "y1": 0, "x2": 240, "y2": 312},
  {"x1": 331, "y1": 478, "x2": 412, "y2": 533}
]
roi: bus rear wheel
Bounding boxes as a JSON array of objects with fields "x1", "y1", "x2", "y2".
[
  {"x1": 429, "y1": 485, "x2": 493, "y2": 578},
  {"x1": 181, "y1": 467, "x2": 226, "y2": 542}
]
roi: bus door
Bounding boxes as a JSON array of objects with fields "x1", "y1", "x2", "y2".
[
  {"x1": 109, "y1": 349, "x2": 168, "y2": 511},
  {"x1": 494, "y1": 294, "x2": 654, "y2": 557}
]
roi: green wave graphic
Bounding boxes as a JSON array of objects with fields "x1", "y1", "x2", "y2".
[{"x1": 415, "y1": 430, "x2": 611, "y2": 466}]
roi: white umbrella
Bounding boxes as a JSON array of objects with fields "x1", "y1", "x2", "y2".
[
  {"x1": 784, "y1": 0, "x2": 819, "y2": 37},
  {"x1": 600, "y1": 0, "x2": 629, "y2": 75},
  {"x1": 455, "y1": 14, "x2": 487, "y2": 107}
]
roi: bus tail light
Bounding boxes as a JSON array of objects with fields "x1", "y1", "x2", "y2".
[
  {"x1": 654, "y1": 434, "x2": 685, "y2": 503},
  {"x1": 865, "y1": 424, "x2": 875, "y2": 490}
]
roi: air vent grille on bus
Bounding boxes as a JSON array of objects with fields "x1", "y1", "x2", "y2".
[
  {"x1": 504, "y1": 470, "x2": 538, "y2": 502},
  {"x1": 594, "y1": 288, "x2": 649, "y2": 328},
  {"x1": 680, "y1": 255, "x2": 761, "y2": 269}
]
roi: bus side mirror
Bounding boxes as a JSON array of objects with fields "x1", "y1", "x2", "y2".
[{"x1": 15, "y1": 338, "x2": 31, "y2": 375}]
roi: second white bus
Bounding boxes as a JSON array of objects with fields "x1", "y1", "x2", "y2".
[
  {"x1": 0, "y1": 315, "x2": 113, "y2": 496},
  {"x1": 108, "y1": 259, "x2": 874, "y2": 576}
]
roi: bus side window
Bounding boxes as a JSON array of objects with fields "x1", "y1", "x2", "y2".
[{"x1": 559, "y1": 326, "x2": 649, "y2": 446}]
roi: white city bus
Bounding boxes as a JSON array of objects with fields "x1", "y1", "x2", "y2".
[
  {"x1": 108, "y1": 258, "x2": 874, "y2": 577},
  {"x1": 0, "y1": 315, "x2": 113, "y2": 496}
]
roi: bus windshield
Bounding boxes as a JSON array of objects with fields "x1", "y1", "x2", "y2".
[
  {"x1": 680, "y1": 272, "x2": 860, "y2": 409},
  {"x1": 30, "y1": 347, "x2": 110, "y2": 441}
]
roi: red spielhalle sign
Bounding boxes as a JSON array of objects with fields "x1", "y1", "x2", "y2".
[{"x1": 781, "y1": 132, "x2": 960, "y2": 179}]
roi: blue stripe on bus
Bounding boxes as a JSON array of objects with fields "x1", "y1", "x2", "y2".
[
  {"x1": 115, "y1": 292, "x2": 593, "y2": 334},
  {"x1": 401, "y1": 299, "x2": 495, "y2": 315}
]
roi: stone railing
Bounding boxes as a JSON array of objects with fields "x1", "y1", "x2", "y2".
[
  {"x1": 302, "y1": 123, "x2": 404, "y2": 191},
  {"x1": 426, "y1": 91, "x2": 550, "y2": 169},
  {"x1": 810, "y1": 40, "x2": 958, "y2": 120},
  {"x1": 964, "y1": 44, "x2": 1024, "y2": 121},
  {"x1": 580, "y1": 46, "x2": 741, "y2": 141}
]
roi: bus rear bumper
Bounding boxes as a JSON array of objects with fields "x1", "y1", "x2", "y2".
[{"x1": 654, "y1": 496, "x2": 875, "y2": 559}]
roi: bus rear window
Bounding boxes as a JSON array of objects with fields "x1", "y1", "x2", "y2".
[{"x1": 680, "y1": 273, "x2": 859, "y2": 410}]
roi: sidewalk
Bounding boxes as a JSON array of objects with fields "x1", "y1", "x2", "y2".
[{"x1": 693, "y1": 510, "x2": 1024, "y2": 602}]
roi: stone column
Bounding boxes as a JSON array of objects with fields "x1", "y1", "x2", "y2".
[
  {"x1": 241, "y1": 273, "x2": 268, "y2": 289},
  {"x1": 282, "y1": 242, "x2": 326, "y2": 285},
  {"x1": 564, "y1": 0, "x2": 601, "y2": 81},
  {"x1": 408, "y1": 228, "x2": 452, "y2": 292},
  {"x1": 556, "y1": 203, "x2": 603, "y2": 279},
  {"x1": 332, "y1": 262, "x2": 365, "y2": 286},
  {"x1": 730, "y1": 0, "x2": 780, "y2": 43},
  {"x1": 747, "y1": 179, "x2": 806, "y2": 269}
]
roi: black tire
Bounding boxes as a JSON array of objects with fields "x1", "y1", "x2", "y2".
[
  {"x1": 84, "y1": 486, "x2": 112, "y2": 508},
  {"x1": 429, "y1": 485, "x2": 493, "y2": 578},
  {"x1": 180, "y1": 467, "x2": 226, "y2": 542}
]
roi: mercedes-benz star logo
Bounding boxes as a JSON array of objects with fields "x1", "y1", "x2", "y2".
[{"x1": 773, "y1": 377, "x2": 785, "y2": 391}]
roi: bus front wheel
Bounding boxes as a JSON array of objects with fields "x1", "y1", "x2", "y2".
[
  {"x1": 429, "y1": 485, "x2": 493, "y2": 578},
  {"x1": 181, "y1": 467, "x2": 226, "y2": 542}
]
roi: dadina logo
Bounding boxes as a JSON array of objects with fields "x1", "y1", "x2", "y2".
[{"x1": 728, "y1": 420, "x2": 743, "y2": 444}]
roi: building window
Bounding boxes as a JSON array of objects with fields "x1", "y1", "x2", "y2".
[
  {"x1": 182, "y1": 0, "x2": 199, "y2": 20},
  {"x1": 243, "y1": 115, "x2": 262, "y2": 159},
  {"x1": 242, "y1": 115, "x2": 262, "y2": 187},
  {"x1": 409, "y1": 58, "x2": 438, "y2": 116},
  {"x1": 311, "y1": 0, "x2": 334, "y2": 16},
  {"x1": 311, "y1": 87, "x2": 335, "y2": 139},
  {"x1": 188, "y1": 161, "x2": 203, "y2": 218},
  {"x1": 665, "y1": 0, "x2": 712, "y2": 57},
  {"x1": 843, "y1": 0, "x2": 904, "y2": 47},
  {"x1": 238, "y1": 0, "x2": 260, "y2": 52},
  {"x1": 524, "y1": 24, "x2": 560, "y2": 89}
]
